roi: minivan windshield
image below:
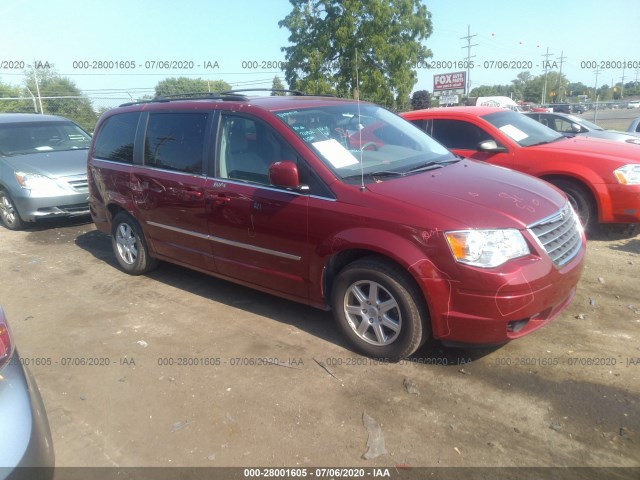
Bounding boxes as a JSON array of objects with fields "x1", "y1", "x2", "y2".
[
  {"x1": 275, "y1": 104, "x2": 456, "y2": 182},
  {"x1": 482, "y1": 110, "x2": 564, "y2": 147},
  {"x1": 0, "y1": 121, "x2": 91, "y2": 156}
]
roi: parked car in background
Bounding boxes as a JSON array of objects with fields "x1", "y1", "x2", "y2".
[
  {"x1": 0, "y1": 114, "x2": 91, "y2": 230},
  {"x1": 0, "y1": 307, "x2": 54, "y2": 479},
  {"x1": 402, "y1": 107, "x2": 640, "y2": 231},
  {"x1": 549, "y1": 103, "x2": 572, "y2": 113},
  {"x1": 524, "y1": 111, "x2": 640, "y2": 144},
  {"x1": 627, "y1": 101, "x2": 640, "y2": 109},
  {"x1": 571, "y1": 104, "x2": 587, "y2": 114},
  {"x1": 87, "y1": 92, "x2": 586, "y2": 359}
]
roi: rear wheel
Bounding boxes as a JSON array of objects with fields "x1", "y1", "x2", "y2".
[
  {"x1": 331, "y1": 256, "x2": 428, "y2": 361},
  {"x1": 0, "y1": 189, "x2": 25, "y2": 230},
  {"x1": 111, "y1": 212, "x2": 158, "y2": 275},
  {"x1": 550, "y1": 180, "x2": 595, "y2": 231}
]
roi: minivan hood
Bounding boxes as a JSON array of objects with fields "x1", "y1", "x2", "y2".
[
  {"x1": 365, "y1": 160, "x2": 566, "y2": 229},
  {"x1": 1, "y1": 149, "x2": 89, "y2": 178}
]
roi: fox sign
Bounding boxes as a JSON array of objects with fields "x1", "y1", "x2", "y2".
[{"x1": 433, "y1": 72, "x2": 466, "y2": 92}]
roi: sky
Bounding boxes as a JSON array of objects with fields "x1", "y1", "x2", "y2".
[{"x1": 1, "y1": 0, "x2": 638, "y2": 107}]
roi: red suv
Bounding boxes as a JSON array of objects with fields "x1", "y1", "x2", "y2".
[
  {"x1": 88, "y1": 93, "x2": 585, "y2": 360},
  {"x1": 402, "y1": 107, "x2": 640, "y2": 230}
]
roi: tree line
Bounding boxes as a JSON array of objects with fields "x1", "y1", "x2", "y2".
[{"x1": 470, "y1": 71, "x2": 640, "y2": 104}]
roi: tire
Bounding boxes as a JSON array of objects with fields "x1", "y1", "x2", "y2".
[
  {"x1": 331, "y1": 256, "x2": 429, "y2": 361},
  {"x1": 111, "y1": 212, "x2": 158, "y2": 275},
  {"x1": 550, "y1": 180, "x2": 596, "y2": 232},
  {"x1": 0, "y1": 189, "x2": 25, "y2": 230}
]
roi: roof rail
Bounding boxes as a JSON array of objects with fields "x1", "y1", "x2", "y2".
[
  {"x1": 220, "y1": 88, "x2": 305, "y2": 96},
  {"x1": 119, "y1": 91, "x2": 247, "y2": 107}
]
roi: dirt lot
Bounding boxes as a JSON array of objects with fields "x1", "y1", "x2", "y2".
[{"x1": 1, "y1": 218, "x2": 639, "y2": 474}]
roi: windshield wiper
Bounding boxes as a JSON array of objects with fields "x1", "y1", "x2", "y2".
[
  {"x1": 407, "y1": 158, "x2": 459, "y2": 173},
  {"x1": 342, "y1": 170, "x2": 405, "y2": 180},
  {"x1": 526, "y1": 136, "x2": 565, "y2": 146}
]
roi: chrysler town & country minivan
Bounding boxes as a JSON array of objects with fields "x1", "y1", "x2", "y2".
[{"x1": 87, "y1": 92, "x2": 586, "y2": 360}]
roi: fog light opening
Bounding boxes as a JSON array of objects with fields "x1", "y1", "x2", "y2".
[{"x1": 507, "y1": 318, "x2": 530, "y2": 333}]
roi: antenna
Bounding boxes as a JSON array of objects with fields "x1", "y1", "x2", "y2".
[{"x1": 355, "y1": 48, "x2": 365, "y2": 192}]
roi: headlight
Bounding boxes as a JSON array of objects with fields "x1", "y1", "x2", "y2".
[
  {"x1": 613, "y1": 164, "x2": 640, "y2": 185},
  {"x1": 445, "y1": 229, "x2": 530, "y2": 268},
  {"x1": 15, "y1": 171, "x2": 69, "y2": 196}
]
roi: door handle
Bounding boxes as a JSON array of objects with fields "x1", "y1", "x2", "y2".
[
  {"x1": 183, "y1": 189, "x2": 203, "y2": 199},
  {"x1": 214, "y1": 194, "x2": 231, "y2": 205}
]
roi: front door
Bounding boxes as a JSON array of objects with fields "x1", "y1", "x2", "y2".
[{"x1": 205, "y1": 114, "x2": 310, "y2": 300}]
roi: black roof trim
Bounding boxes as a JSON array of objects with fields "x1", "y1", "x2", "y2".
[
  {"x1": 119, "y1": 91, "x2": 248, "y2": 107},
  {"x1": 118, "y1": 89, "x2": 337, "y2": 107}
]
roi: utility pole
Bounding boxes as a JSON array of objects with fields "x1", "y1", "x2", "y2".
[
  {"x1": 593, "y1": 68, "x2": 601, "y2": 101},
  {"x1": 460, "y1": 25, "x2": 477, "y2": 97},
  {"x1": 541, "y1": 48, "x2": 553, "y2": 104},
  {"x1": 593, "y1": 68, "x2": 601, "y2": 121},
  {"x1": 556, "y1": 51, "x2": 566, "y2": 102},
  {"x1": 32, "y1": 63, "x2": 44, "y2": 114},
  {"x1": 620, "y1": 67, "x2": 626, "y2": 99}
]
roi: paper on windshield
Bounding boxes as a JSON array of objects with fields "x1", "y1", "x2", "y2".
[
  {"x1": 499, "y1": 124, "x2": 528, "y2": 142},
  {"x1": 312, "y1": 139, "x2": 359, "y2": 168}
]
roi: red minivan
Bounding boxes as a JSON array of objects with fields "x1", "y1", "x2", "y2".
[{"x1": 87, "y1": 93, "x2": 586, "y2": 360}]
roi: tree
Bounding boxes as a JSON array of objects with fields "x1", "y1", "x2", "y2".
[
  {"x1": 24, "y1": 68, "x2": 98, "y2": 131},
  {"x1": 469, "y1": 84, "x2": 512, "y2": 97},
  {"x1": 410, "y1": 90, "x2": 430, "y2": 110},
  {"x1": 0, "y1": 81, "x2": 34, "y2": 113},
  {"x1": 154, "y1": 77, "x2": 231, "y2": 97},
  {"x1": 279, "y1": 0, "x2": 433, "y2": 110},
  {"x1": 510, "y1": 71, "x2": 532, "y2": 101},
  {"x1": 271, "y1": 76, "x2": 286, "y2": 95}
]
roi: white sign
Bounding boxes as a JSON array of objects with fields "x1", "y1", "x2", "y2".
[
  {"x1": 312, "y1": 139, "x2": 359, "y2": 168},
  {"x1": 439, "y1": 95, "x2": 459, "y2": 104}
]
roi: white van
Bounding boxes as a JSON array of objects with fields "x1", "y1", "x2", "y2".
[{"x1": 474, "y1": 96, "x2": 523, "y2": 112}]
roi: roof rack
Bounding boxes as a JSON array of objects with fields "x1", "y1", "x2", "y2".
[
  {"x1": 119, "y1": 91, "x2": 248, "y2": 107},
  {"x1": 220, "y1": 88, "x2": 306, "y2": 96},
  {"x1": 118, "y1": 89, "x2": 338, "y2": 107}
]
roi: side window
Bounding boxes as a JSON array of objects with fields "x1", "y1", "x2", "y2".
[
  {"x1": 218, "y1": 115, "x2": 279, "y2": 185},
  {"x1": 144, "y1": 112, "x2": 208, "y2": 174},
  {"x1": 431, "y1": 119, "x2": 494, "y2": 150},
  {"x1": 93, "y1": 112, "x2": 140, "y2": 163},
  {"x1": 217, "y1": 114, "x2": 334, "y2": 197},
  {"x1": 410, "y1": 119, "x2": 433, "y2": 136},
  {"x1": 553, "y1": 118, "x2": 575, "y2": 133}
]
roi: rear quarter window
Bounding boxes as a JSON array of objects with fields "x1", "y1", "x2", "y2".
[{"x1": 93, "y1": 112, "x2": 141, "y2": 163}]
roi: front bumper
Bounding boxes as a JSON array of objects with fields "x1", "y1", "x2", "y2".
[
  {"x1": 12, "y1": 191, "x2": 89, "y2": 223},
  {"x1": 0, "y1": 351, "x2": 54, "y2": 480},
  {"x1": 416, "y1": 243, "x2": 586, "y2": 345},
  {"x1": 596, "y1": 182, "x2": 640, "y2": 224}
]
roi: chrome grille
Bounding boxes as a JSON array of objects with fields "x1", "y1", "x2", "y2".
[{"x1": 528, "y1": 203, "x2": 583, "y2": 267}]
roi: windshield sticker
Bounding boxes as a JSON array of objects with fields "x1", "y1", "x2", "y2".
[
  {"x1": 499, "y1": 124, "x2": 528, "y2": 142},
  {"x1": 312, "y1": 139, "x2": 359, "y2": 168}
]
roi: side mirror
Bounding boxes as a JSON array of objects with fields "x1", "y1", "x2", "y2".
[
  {"x1": 269, "y1": 161, "x2": 305, "y2": 190},
  {"x1": 477, "y1": 140, "x2": 507, "y2": 153},
  {"x1": 571, "y1": 123, "x2": 583, "y2": 133}
]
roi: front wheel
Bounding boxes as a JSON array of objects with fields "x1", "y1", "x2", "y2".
[
  {"x1": 111, "y1": 212, "x2": 158, "y2": 275},
  {"x1": 331, "y1": 256, "x2": 428, "y2": 361},
  {"x1": 0, "y1": 189, "x2": 25, "y2": 230},
  {"x1": 550, "y1": 180, "x2": 595, "y2": 231}
]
